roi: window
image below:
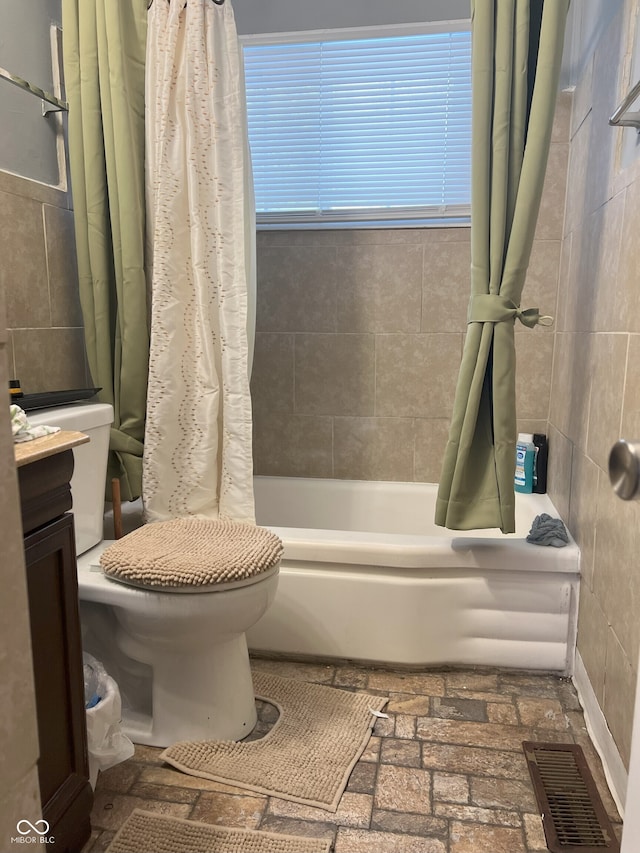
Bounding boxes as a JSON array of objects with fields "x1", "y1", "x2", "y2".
[{"x1": 242, "y1": 23, "x2": 472, "y2": 228}]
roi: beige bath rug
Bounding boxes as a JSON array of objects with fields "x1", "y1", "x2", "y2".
[
  {"x1": 161, "y1": 671, "x2": 388, "y2": 811},
  {"x1": 106, "y1": 809, "x2": 331, "y2": 853}
]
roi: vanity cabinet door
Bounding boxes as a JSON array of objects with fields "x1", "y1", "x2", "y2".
[{"x1": 24, "y1": 513, "x2": 93, "y2": 853}]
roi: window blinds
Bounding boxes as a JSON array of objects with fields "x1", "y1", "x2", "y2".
[{"x1": 243, "y1": 27, "x2": 472, "y2": 226}]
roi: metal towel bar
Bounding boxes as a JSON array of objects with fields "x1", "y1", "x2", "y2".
[
  {"x1": 0, "y1": 64, "x2": 68, "y2": 113},
  {"x1": 609, "y1": 78, "x2": 640, "y2": 130}
]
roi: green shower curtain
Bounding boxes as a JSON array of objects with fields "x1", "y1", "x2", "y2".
[
  {"x1": 62, "y1": 0, "x2": 148, "y2": 500},
  {"x1": 435, "y1": 0, "x2": 569, "y2": 534}
]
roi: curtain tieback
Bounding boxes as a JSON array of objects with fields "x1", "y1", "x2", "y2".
[
  {"x1": 110, "y1": 427, "x2": 144, "y2": 457},
  {"x1": 467, "y1": 294, "x2": 554, "y2": 329}
]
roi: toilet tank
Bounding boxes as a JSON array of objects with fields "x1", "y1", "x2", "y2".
[{"x1": 27, "y1": 402, "x2": 114, "y2": 556}]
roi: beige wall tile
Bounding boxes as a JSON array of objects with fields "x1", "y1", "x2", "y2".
[
  {"x1": 43, "y1": 204, "x2": 82, "y2": 328},
  {"x1": 586, "y1": 5, "x2": 626, "y2": 210},
  {"x1": 252, "y1": 411, "x2": 333, "y2": 478},
  {"x1": 592, "y1": 193, "x2": 625, "y2": 332},
  {"x1": 585, "y1": 333, "x2": 627, "y2": 470},
  {"x1": 0, "y1": 169, "x2": 70, "y2": 209},
  {"x1": 593, "y1": 474, "x2": 640, "y2": 672},
  {"x1": 12, "y1": 327, "x2": 88, "y2": 393},
  {"x1": 0, "y1": 284, "x2": 7, "y2": 344},
  {"x1": 0, "y1": 191, "x2": 49, "y2": 328},
  {"x1": 516, "y1": 418, "x2": 548, "y2": 438},
  {"x1": 562, "y1": 222, "x2": 597, "y2": 333},
  {"x1": 570, "y1": 53, "x2": 593, "y2": 140},
  {"x1": 568, "y1": 450, "x2": 600, "y2": 591},
  {"x1": 333, "y1": 416, "x2": 415, "y2": 482},
  {"x1": 514, "y1": 331, "x2": 554, "y2": 421},
  {"x1": 546, "y1": 424, "x2": 572, "y2": 524},
  {"x1": 603, "y1": 630, "x2": 636, "y2": 769},
  {"x1": 376, "y1": 334, "x2": 461, "y2": 418},
  {"x1": 417, "y1": 227, "x2": 470, "y2": 244},
  {"x1": 576, "y1": 586, "x2": 608, "y2": 706},
  {"x1": 257, "y1": 228, "x2": 427, "y2": 249},
  {"x1": 535, "y1": 142, "x2": 569, "y2": 241},
  {"x1": 618, "y1": 178, "x2": 640, "y2": 332},
  {"x1": 575, "y1": 210, "x2": 603, "y2": 333},
  {"x1": 338, "y1": 228, "x2": 426, "y2": 246},
  {"x1": 414, "y1": 418, "x2": 451, "y2": 484},
  {"x1": 256, "y1": 245, "x2": 337, "y2": 332},
  {"x1": 421, "y1": 240, "x2": 470, "y2": 334},
  {"x1": 336, "y1": 244, "x2": 422, "y2": 333},
  {"x1": 295, "y1": 334, "x2": 374, "y2": 416},
  {"x1": 549, "y1": 332, "x2": 593, "y2": 451},
  {"x1": 551, "y1": 90, "x2": 572, "y2": 144},
  {"x1": 5, "y1": 331, "x2": 16, "y2": 380},
  {"x1": 621, "y1": 333, "x2": 640, "y2": 438},
  {"x1": 251, "y1": 333, "x2": 294, "y2": 415},
  {"x1": 555, "y1": 231, "x2": 572, "y2": 332},
  {"x1": 523, "y1": 240, "x2": 561, "y2": 322},
  {"x1": 564, "y1": 113, "x2": 591, "y2": 237}
]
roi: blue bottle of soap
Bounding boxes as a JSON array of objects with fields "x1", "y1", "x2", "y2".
[{"x1": 514, "y1": 433, "x2": 535, "y2": 493}]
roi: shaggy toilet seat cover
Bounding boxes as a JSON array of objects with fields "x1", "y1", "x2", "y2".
[{"x1": 100, "y1": 518, "x2": 283, "y2": 591}]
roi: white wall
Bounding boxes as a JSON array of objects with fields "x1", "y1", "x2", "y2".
[
  {"x1": 232, "y1": 0, "x2": 470, "y2": 35},
  {"x1": 0, "y1": 0, "x2": 63, "y2": 185}
]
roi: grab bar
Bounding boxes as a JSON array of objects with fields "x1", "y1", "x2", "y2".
[
  {"x1": 0, "y1": 65, "x2": 68, "y2": 114},
  {"x1": 609, "y1": 78, "x2": 640, "y2": 130}
]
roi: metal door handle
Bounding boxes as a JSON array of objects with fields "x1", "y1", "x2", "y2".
[{"x1": 609, "y1": 440, "x2": 640, "y2": 500}]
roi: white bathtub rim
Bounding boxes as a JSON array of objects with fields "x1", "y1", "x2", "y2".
[{"x1": 270, "y1": 524, "x2": 580, "y2": 573}]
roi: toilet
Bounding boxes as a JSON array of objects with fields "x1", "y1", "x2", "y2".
[{"x1": 27, "y1": 401, "x2": 280, "y2": 747}]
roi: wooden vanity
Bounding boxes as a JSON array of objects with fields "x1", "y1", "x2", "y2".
[{"x1": 16, "y1": 430, "x2": 93, "y2": 852}]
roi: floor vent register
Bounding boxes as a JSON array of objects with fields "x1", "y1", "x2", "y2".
[{"x1": 523, "y1": 742, "x2": 620, "y2": 852}]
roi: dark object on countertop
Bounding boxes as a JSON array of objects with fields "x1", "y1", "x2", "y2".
[
  {"x1": 532, "y1": 433, "x2": 548, "y2": 493},
  {"x1": 526, "y1": 513, "x2": 569, "y2": 547},
  {"x1": 18, "y1": 387, "x2": 102, "y2": 411},
  {"x1": 9, "y1": 378, "x2": 23, "y2": 399}
]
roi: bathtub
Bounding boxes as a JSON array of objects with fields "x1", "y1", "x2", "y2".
[{"x1": 247, "y1": 476, "x2": 580, "y2": 673}]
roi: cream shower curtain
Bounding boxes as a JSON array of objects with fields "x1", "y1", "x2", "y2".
[{"x1": 143, "y1": 0, "x2": 256, "y2": 522}]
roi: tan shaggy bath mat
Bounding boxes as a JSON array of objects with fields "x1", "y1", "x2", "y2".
[
  {"x1": 161, "y1": 671, "x2": 388, "y2": 811},
  {"x1": 106, "y1": 809, "x2": 331, "y2": 853}
]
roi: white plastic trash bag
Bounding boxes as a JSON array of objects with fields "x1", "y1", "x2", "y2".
[{"x1": 84, "y1": 653, "x2": 135, "y2": 788}]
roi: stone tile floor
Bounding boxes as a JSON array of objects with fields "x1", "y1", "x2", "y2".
[{"x1": 82, "y1": 657, "x2": 623, "y2": 853}]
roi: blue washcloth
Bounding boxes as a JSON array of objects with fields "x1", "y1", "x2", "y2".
[{"x1": 526, "y1": 513, "x2": 569, "y2": 547}]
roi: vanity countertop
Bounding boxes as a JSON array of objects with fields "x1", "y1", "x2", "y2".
[{"x1": 14, "y1": 429, "x2": 89, "y2": 468}]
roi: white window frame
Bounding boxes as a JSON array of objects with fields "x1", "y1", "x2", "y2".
[{"x1": 241, "y1": 21, "x2": 472, "y2": 230}]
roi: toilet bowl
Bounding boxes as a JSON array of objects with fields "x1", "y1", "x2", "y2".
[
  {"x1": 78, "y1": 544, "x2": 278, "y2": 745},
  {"x1": 28, "y1": 401, "x2": 279, "y2": 747}
]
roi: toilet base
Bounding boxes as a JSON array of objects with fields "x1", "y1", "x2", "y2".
[
  {"x1": 119, "y1": 632, "x2": 258, "y2": 747},
  {"x1": 80, "y1": 598, "x2": 262, "y2": 748}
]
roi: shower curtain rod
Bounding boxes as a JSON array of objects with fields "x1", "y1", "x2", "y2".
[{"x1": 147, "y1": 0, "x2": 225, "y2": 8}]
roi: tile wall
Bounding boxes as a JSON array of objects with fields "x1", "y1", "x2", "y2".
[
  {"x1": 0, "y1": 271, "x2": 42, "y2": 843},
  {"x1": 250, "y1": 93, "x2": 571, "y2": 483},
  {"x1": 547, "y1": 0, "x2": 640, "y2": 769},
  {"x1": 0, "y1": 169, "x2": 88, "y2": 395}
]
